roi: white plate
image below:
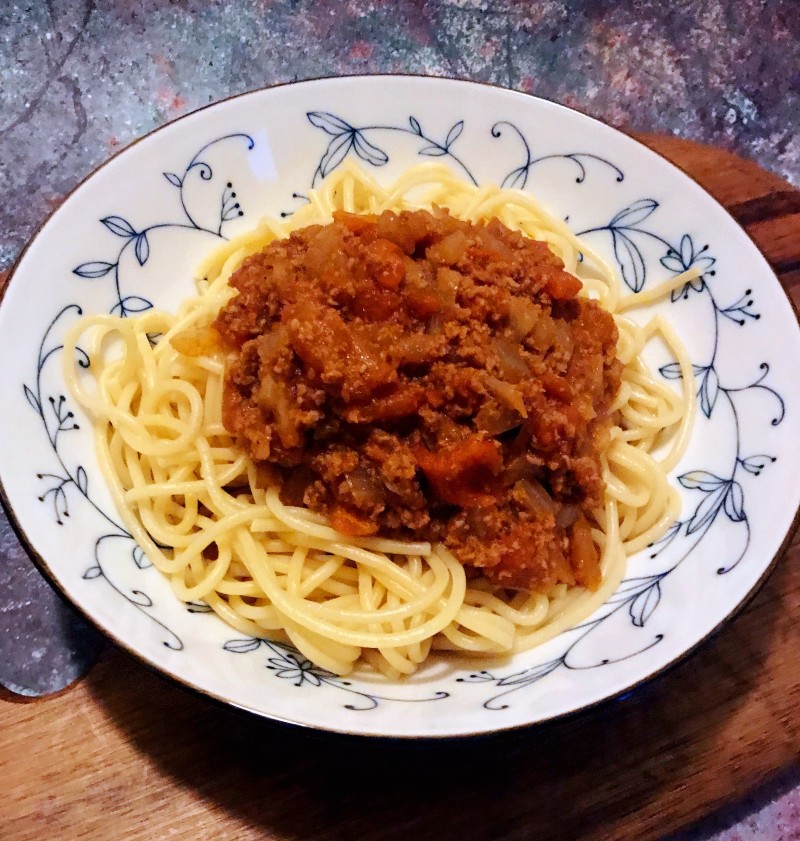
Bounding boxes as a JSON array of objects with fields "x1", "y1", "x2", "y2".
[{"x1": 1, "y1": 77, "x2": 798, "y2": 738}]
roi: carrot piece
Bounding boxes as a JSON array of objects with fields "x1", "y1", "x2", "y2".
[
  {"x1": 344, "y1": 384, "x2": 425, "y2": 423},
  {"x1": 545, "y1": 271, "x2": 582, "y2": 299},
  {"x1": 569, "y1": 517, "x2": 601, "y2": 590},
  {"x1": 333, "y1": 211, "x2": 377, "y2": 233},
  {"x1": 329, "y1": 506, "x2": 379, "y2": 537},
  {"x1": 414, "y1": 437, "x2": 502, "y2": 508},
  {"x1": 352, "y1": 286, "x2": 402, "y2": 321},
  {"x1": 405, "y1": 289, "x2": 442, "y2": 318},
  {"x1": 540, "y1": 372, "x2": 572, "y2": 402},
  {"x1": 366, "y1": 239, "x2": 406, "y2": 289}
]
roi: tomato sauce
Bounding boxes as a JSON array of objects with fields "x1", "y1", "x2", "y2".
[{"x1": 214, "y1": 209, "x2": 621, "y2": 592}]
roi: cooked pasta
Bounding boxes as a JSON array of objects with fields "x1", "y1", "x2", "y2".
[{"x1": 64, "y1": 162, "x2": 696, "y2": 677}]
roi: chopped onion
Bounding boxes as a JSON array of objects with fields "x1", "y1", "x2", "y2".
[
  {"x1": 513, "y1": 478, "x2": 557, "y2": 514},
  {"x1": 504, "y1": 455, "x2": 536, "y2": 485},
  {"x1": 530, "y1": 316, "x2": 556, "y2": 351},
  {"x1": 556, "y1": 505, "x2": 580, "y2": 529},
  {"x1": 426, "y1": 230, "x2": 468, "y2": 265},
  {"x1": 257, "y1": 374, "x2": 300, "y2": 448},
  {"x1": 492, "y1": 337, "x2": 530, "y2": 383},
  {"x1": 475, "y1": 402, "x2": 522, "y2": 436},
  {"x1": 436, "y1": 267, "x2": 460, "y2": 309},
  {"x1": 478, "y1": 231, "x2": 514, "y2": 259},
  {"x1": 484, "y1": 374, "x2": 527, "y2": 417},
  {"x1": 343, "y1": 467, "x2": 386, "y2": 510},
  {"x1": 508, "y1": 298, "x2": 539, "y2": 341}
]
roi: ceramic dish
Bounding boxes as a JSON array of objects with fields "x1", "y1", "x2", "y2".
[{"x1": 1, "y1": 76, "x2": 798, "y2": 738}]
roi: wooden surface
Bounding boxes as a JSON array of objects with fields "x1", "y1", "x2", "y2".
[{"x1": 1, "y1": 137, "x2": 798, "y2": 841}]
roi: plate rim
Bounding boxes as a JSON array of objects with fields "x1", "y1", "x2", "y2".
[{"x1": 1, "y1": 73, "x2": 798, "y2": 739}]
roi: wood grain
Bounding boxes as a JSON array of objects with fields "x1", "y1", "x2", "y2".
[{"x1": 1, "y1": 137, "x2": 798, "y2": 841}]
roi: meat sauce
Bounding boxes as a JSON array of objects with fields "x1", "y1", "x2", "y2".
[{"x1": 213, "y1": 209, "x2": 622, "y2": 592}]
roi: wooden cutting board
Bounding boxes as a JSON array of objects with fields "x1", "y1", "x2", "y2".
[{"x1": 1, "y1": 136, "x2": 798, "y2": 841}]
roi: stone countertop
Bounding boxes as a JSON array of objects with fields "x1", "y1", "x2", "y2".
[
  {"x1": 0, "y1": 2, "x2": 798, "y2": 840},
  {"x1": 2, "y1": 0, "x2": 799, "y2": 276}
]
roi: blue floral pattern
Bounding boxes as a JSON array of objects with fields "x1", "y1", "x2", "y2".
[
  {"x1": 224, "y1": 637, "x2": 448, "y2": 710},
  {"x1": 26, "y1": 306, "x2": 182, "y2": 650},
  {"x1": 73, "y1": 133, "x2": 253, "y2": 315},
  {"x1": 283, "y1": 111, "x2": 624, "y2": 216},
  {"x1": 20, "y1": 107, "x2": 788, "y2": 715}
]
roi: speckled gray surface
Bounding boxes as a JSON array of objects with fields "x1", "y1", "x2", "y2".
[
  {"x1": 0, "y1": 514, "x2": 100, "y2": 696},
  {"x1": 1, "y1": 0, "x2": 799, "y2": 275},
  {"x1": 1, "y1": 1, "x2": 798, "y2": 838}
]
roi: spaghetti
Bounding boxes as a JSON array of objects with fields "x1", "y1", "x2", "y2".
[{"x1": 64, "y1": 162, "x2": 696, "y2": 677}]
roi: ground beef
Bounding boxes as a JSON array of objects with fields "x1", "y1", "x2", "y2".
[{"x1": 214, "y1": 209, "x2": 622, "y2": 593}]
